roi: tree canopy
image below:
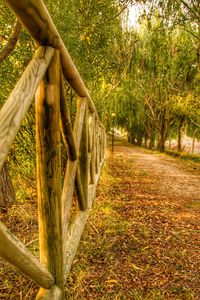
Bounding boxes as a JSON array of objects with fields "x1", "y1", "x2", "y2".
[{"x1": 0, "y1": 0, "x2": 200, "y2": 158}]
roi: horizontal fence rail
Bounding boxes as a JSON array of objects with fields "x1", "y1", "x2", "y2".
[{"x1": 0, "y1": 1, "x2": 106, "y2": 299}]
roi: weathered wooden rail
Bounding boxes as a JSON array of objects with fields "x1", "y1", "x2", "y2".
[{"x1": 0, "y1": 1, "x2": 106, "y2": 299}]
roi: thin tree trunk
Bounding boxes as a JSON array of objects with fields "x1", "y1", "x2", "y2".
[
  {"x1": 0, "y1": 162, "x2": 15, "y2": 212},
  {"x1": 0, "y1": 20, "x2": 22, "y2": 64},
  {"x1": 131, "y1": 133, "x2": 136, "y2": 145},
  {"x1": 192, "y1": 129, "x2": 197, "y2": 153},
  {"x1": 149, "y1": 123, "x2": 155, "y2": 149},
  {"x1": 0, "y1": 19, "x2": 21, "y2": 212},
  {"x1": 192, "y1": 137, "x2": 195, "y2": 154},
  {"x1": 159, "y1": 137, "x2": 165, "y2": 152},
  {"x1": 177, "y1": 116, "x2": 185, "y2": 152},
  {"x1": 137, "y1": 133, "x2": 143, "y2": 146},
  {"x1": 168, "y1": 135, "x2": 171, "y2": 149},
  {"x1": 144, "y1": 134, "x2": 148, "y2": 148},
  {"x1": 158, "y1": 126, "x2": 166, "y2": 152}
]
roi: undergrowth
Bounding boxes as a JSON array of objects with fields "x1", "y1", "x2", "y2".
[
  {"x1": 1, "y1": 141, "x2": 200, "y2": 299},
  {"x1": 165, "y1": 149, "x2": 200, "y2": 163}
]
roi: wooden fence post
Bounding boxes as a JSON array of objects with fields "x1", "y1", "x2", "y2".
[
  {"x1": 103, "y1": 130, "x2": 106, "y2": 158},
  {"x1": 95, "y1": 121, "x2": 100, "y2": 175},
  {"x1": 60, "y1": 73, "x2": 77, "y2": 161},
  {"x1": 90, "y1": 113, "x2": 95, "y2": 184},
  {"x1": 35, "y1": 50, "x2": 63, "y2": 298},
  {"x1": 99, "y1": 127, "x2": 103, "y2": 163},
  {"x1": 62, "y1": 97, "x2": 87, "y2": 238},
  {"x1": 79, "y1": 100, "x2": 89, "y2": 208}
]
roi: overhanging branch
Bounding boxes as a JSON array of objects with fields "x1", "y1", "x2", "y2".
[{"x1": 0, "y1": 19, "x2": 22, "y2": 64}]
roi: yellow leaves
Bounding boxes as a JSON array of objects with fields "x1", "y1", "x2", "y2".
[
  {"x1": 131, "y1": 263, "x2": 144, "y2": 271},
  {"x1": 170, "y1": 92, "x2": 198, "y2": 115},
  {"x1": 80, "y1": 33, "x2": 91, "y2": 44},
  {"x1": 195, "y1": 72, "x2": 200, "y2": 81},
  {"x1": 77, "y1": 270, "x2": 87, "y2": 284},
  {"x1": 105, "y1": 279, "x2": 118, "y2": 284},
  {"x1": 185, "y1": 93, "x2": 193, "y2": 104},
  {"x1": 105, "y1": 279, "x2": 119, "y2": 287},
  {"x1": 101, "y1": 206, "x2": 113, "y2": 215},
  {"x1": 172, "y1": 93, "x2": 194, "y2": 106}
]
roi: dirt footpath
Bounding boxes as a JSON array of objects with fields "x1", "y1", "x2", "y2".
[
  {"x1": 115, "y1": 143, "x2": 200, "y2": 223},
  {"x1": 120, "y1": 144, "x2": 200, "y2": 200},
  {"x1": 66, "y1": 141, "x2": 200, "y2": 300}
]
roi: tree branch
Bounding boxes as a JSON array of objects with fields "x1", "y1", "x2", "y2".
[
  {"x1": 0, "y1": 19, "x2": 22, "y2": 64},
  {"x1": 180, "y1": 0, "x2": 200, "y2": 20},
  {"x1": 190, "y1": 118, "x2": 200, "y2": 127}
]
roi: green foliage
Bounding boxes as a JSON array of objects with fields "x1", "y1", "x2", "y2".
[
  {"x1": 45, "y1": 0, "x2": 125, "y2": 102},
  {"x1": 0, "y1": 1, "x2": 34, "y2": 106},
  {"x1": 0, "y1": 0, "x2": 200, "y2": 200},
  {"x1": 165, "y1": 149, "x2": 200, "y2": 162},
  {"x1": 110, "y1": 2, "x2": 200, "y2": 151},
  {"x1": 0, "y1": 0, "x2": 130, "y2": 200}
]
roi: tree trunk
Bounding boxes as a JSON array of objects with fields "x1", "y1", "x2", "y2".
[
  {"x1": 0, "y1": 162, "x2": 15, "y2": 212},
  {"x1": 137, "y1": 133, "x2": 143, "y2": 146},
  {"x1": 0, "y1": 20, "x2": 20, "y2": 213},
  {"x1": 131, "y1": 133, "x2": 136, "y2": 145},
  {"x1": 158, "y1": 136, "x2": 165, "y2": 152},
  {"x1": 144, "y1": 134, "x2": 148, "y2": 148},
  {"x1": 149, "y1": 137, "x2": 155, "y2": 149},
  {"x1": 128, "y1": 133, "x2": 136, "y2": 145},
  {"x1": 192, "y1": 129, "x2": 197, "y2": 154},
  {"x1": 177, "y1": 116, "x2": 185, "y2": 152},
  {"x1": 0, "y1": 20, "x2": 22, "y2": 64},
  {"x1": 149, "y1": 128, "x2": 156, "y2": 149},
  {"x1": 148, "y1": 119, "x2": 156, "y2": 149},
  {"x1": 168, "y1": 135, "x2": 171, "y2": 149},
  {"x1": 157, "y1": 123, "x2": 166, "y2": 152},
  {"x1": 192, "y1": 137, "x2": 195, "y2": 154}
]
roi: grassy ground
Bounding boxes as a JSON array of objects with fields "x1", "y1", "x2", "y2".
[{"x1": 1, "y1": 139, "x2": 200, "y2": 299}]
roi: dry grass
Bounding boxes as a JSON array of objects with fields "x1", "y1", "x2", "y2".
[
  {"x1": 1, "y1": 140, "x2": 200, "y2": 299},
  {"x1": 65, "y1": 143, "x2": 200, "y2": 300},
  {"x1": 0, "y1": 201, "x2": 39, "y2": 299}
]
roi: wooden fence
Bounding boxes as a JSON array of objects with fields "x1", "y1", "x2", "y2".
[{"x1": 0, "y1": 1, "x2": 106, "y2": 299}]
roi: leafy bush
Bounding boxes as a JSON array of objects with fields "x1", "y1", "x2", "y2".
[{"x1": 165, "y1": 150, "x2": 200, "y2": 163}]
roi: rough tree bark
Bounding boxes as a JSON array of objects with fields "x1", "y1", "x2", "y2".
[
  {"x1": 0, "y1": 19, "x2": 21, "y2": 211},
  {"x1": 177, "y1": 116, "x2": 185, "y2": 152},
  {"x1": 0, "y1": 20, "x2": 22, "y2": 64},
  {"x1": 157, "y1": 113, "x2": 166, "y2": 152},
  {"x1": 0, "y1": 162, "x2": 16, "y2": 212}
]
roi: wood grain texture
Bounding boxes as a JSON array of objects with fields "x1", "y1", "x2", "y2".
[
  {"x1": 4, "y1": 0, "x2": 97, "y2": 113},
  {"x1": 36, "y1": 285, "x2": 62, "y2": 300},
  {"x1": 0, "y1": 19, "x2": 22, "y2": 64},
  {"x1": 79, "y1": 100, "x2": 89, "y2": 208},
  {"x1": 95, "y1": 121, "x2": 100, "y2": 175},
  {"x1": 88, "y1": 114, "x2": 93, "y2": 153},
  {"x1": 62, "y1": 98, "x2": 86, "y2": 241},
  {"x1": 0, "y1": 221, "x2": 54, "y2": 288},
  {"x1": 100, "y1": 127, "x2": 104, "y2": 163},
  {"x1": 64, "y1": 121, "x2": 105, "y2": 275},
  {"x1": 90, "y1": 114, "x2": 96, "y2": 184},
  {"x1": 75, "y1": 165, "x2": 86, "y2": 211},
  {"x1": 0, "y1": 46, "x2": 54, "y2": 172},
  {"x1": 1, "y1": 2, "x2": 108, "y2": 293},
  {"x1": 64, "y1": 158, "x2": 105, "y2": 276},
  {"x1": 36, "y1": 50, "x2": 63, "y2": 293},
  {"x1": 104, "y1": 131, "x2": 106, "y2": 158},
  {"x1": 60, "y1": 73, "x2": 77, "y2": 161},
  {"x1": 103, "y1": 130, "x2": 106, "y2": 159}
]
